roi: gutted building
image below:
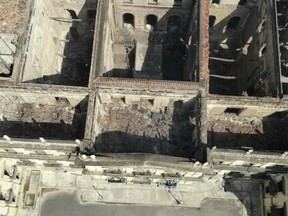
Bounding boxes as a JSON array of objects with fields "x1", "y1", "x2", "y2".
[
  {"x1": 1, "y1": 0, "x2": 288, "y2": 215},
  {"x1": 19, "y1": 0, "x2": 97, "y2": 86},
  {"x1": 206, "y1": 0, "x2": 288, "y2": 153},
  {"x1": 91, "y1": 0, "x2": 200, "y2": 81}
]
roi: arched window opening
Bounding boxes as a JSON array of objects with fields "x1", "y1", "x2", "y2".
[
  {"x1": 146, "y1": 14, "x2": 158, "y2": 31},
  {"x1": 123, "y1": 13, "x2": 135, "y2": 28},
  {"x1": 146, "y1": 14, "x2": 158, "y2": 29},
  {"x1": 209, "y1": 15, "x2": 216, "y2": 28},
  {"x1": 212, "y1": 0, "x2": 220, "y2": 4},
  {"x1": 66, "y1": 9, "x2": 78, "y2": 19},
  {"x1": 167, "y1": 15, "x2": 181, "y2": 31},
  {"x1": 226, "y1": 17, "x2": 241, "y2": 30},
  {"x1": 238, "y1": 0, "x2": 247, "y2": 6}
]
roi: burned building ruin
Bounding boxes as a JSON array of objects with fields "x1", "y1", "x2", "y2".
[{"x1": 0, "y1": 0, "x2": 288, "y2": 215}]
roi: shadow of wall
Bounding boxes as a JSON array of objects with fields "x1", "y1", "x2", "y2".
[
  {"x1": 208, "y1": 110, "x2": 288, "y2": 151},
  {"x1": 209, "y1": 0, "x2": 279, "y2": 97},
  {"x1": 94, "y1": 98, "x2": 199, "y2": 158},
  {"x1": 223, "y1": 167, "x2": 288, "y2": 216},
  {"x1": 100, "y1": 0, "x2": 199, "y2": 82},
  {"x1": 59, "y1": 2, "x2": 96, "y2": 86},
  {"x1": 0, "y1": 96, "x2": 88, "y2": 140},
  {"x1": 136, "y1": 2, "x2": 198, "y2": 81}
]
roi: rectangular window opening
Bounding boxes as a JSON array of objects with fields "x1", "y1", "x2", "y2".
[
  {"x1": 123, "y1": 0, "x2": 133, "y2": 3},
  {"x1": 120, "y1": 97, "x2": 126, "y2": 104},
  {"x1": 224, "y1": 107, "x2": 245, "y2": 115},
  {"x1": 148, "y1": 0, "x2": 158, "y2": 5},
  {"x1": 148, "y1": 99, "x2": 154, "y2": 105}
]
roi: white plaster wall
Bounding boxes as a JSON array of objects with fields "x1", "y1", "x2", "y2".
[
  {"x1": 22, "y1": 0, "x2": 95, "y2": 83},
  {"x1": 113, "y1": 0, "x2": 193, "y2": 8}
]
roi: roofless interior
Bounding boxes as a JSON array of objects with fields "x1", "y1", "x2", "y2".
[
  {"x1": 92, "y1": 0, "x2": 200, "y2": 82},
  {"x1": 209, "y1": 0, "x2": 282, "y2": 98}
]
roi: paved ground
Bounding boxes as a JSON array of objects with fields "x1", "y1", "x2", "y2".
[
  {"x1": 40, "y1": 191, "x2": 246, "y2": 216},
  {"x1": 95, "y1": 98, "x2": 196, "y2": 157},
  {"x1": 0, "y1": 0, "x2": 31, "y2": 35}
]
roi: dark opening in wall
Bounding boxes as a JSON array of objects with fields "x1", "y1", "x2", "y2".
[
  {"x1": 0, "y1": 63, "x2": 13, "y2": 77},
  {"x1": 120, "y1": 97, "x2": 126, "y2": 104},
  {"x1": 212, "y1": 0, "x2": 220, "y2": 4},
  {"x1": 174, "y1": 100, "x2": 183, "y2": 109},
  {"x1": 4, "y1": 169, "x2": 10, "y2": 177},
  {"x1": 277, "y1": 181, "x2": 283, "y2": 192},
  {"x1": 146, "y1": 14, "x2": 158, "y2": 26},
  {"x1": 87, "y1": 10, "x2": 96, "y2": 19},
  {"x1": 265, "y1": 186, "x2": 270, "y2": 194},
  {"x1": 123, "y1": 0, "x2": 133, "y2": 3},
  {"x1": 224, "y1": 107, "x2": 245, "y2": 115},
  {"x1": 123, "y1": 13, "x2": 135, "y2": 28},
  {"x1": 238, "y1": 0, "x2": 247, "y2": 6},
  {"x1": 148, "y1": 99, "x2": 154, "y2": 105},
  {"x1": 226, "y1": 17, "x2": 241, "y2": 30},
  {"x1": 283, "y1": 83, "x2": 288, "y2": 95},
  {"x1": 209, "y1": 15, "x2": 216, "y2": 28},
  {"x1": 276, "y1": 1, "x2": 288, "y2": 14},
  {"x1": 148, "y1": 0, "x2": 158, "y2": 5},
  {"x1": 66, "y1": 9, "x2": 78, "y2": 19}
]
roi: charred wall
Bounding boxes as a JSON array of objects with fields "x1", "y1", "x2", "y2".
[
  {"x1": 207, "y1": 96, "x2": 288, "y2": 151},
  {"x1": 0, "y1": 87, "x2": 89, "y2": 139},
  {"x1": 90, "y1": 87, "x2": 200, "y2": 158},
  {"x1": 209, "y1": 0, "x2": 280, "y2": 97},
  {"x1": 91, "y1": 0, "x2": 200, "y2": 82}
]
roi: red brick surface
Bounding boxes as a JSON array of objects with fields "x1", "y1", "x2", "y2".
[
  {"x1": 200, "y1": 0, "x2": 209, "y2": 84},
  {"x1": 93, "y1": 77, "x2": 203, "y2": 91}
]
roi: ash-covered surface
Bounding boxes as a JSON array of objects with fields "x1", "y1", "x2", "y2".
[
  {"x1": 208, "y1": 112, "x2": 288, "y2": 151},
  {"x1": 0, "y1": 0, "x2": 31, "y2": 34},
  {"x1": 0, "y1": 98, "x2": 87, "y2": 139},
  {"x1": 95, "y1": 99, "x2": 197, "y2": 158}
]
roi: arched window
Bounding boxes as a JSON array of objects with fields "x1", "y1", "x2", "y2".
[
  {"x1": 146, "y1": 15, "x2": 158, "y2": 26},
  {"x1": 212, "y1": 0, "x2": 220, "y2": 4},
  {"x1": 167, "y1": 15, "x2": 181, "y2": 31},
  {"x1": 123, "y1": 13, "x2": 135, "y2": 28},
  {"x1": 66, "y1": 9, "x2": 77, "y2": 19},
  {"x1": 238, "y1": 0, "x2": 247, "y2": 6},
  {"x1": 209, "y1": 15, "x2": 216, "y2": 28},
  {"x1": 226, "y1": 17, "x2": 241, "y2": 30}
]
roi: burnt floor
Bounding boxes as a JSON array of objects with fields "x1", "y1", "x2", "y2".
[{"x1": 94, "y1": 99, "x2": 197, "y2": 158}]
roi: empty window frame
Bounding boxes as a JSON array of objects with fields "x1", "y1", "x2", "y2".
[
  {"x1": 224, "y1": 107, "x2": 245, "y2": 115},
  {"x1": 212, "y1": 0, "x2": 220, "y2": 4},
  {"x1": 148, "y1": 0, "x2": 158, "y2": 5},
  {"x1": 146, "y1": 14, "x2": 158, "y2": 26},
  {"x1": 238, "y1": 0, "x2": 247, "y2": 6},
  {"x1": 123, "y1": 13, "x2": 135, "y2": 28},
  {"x1": 209, "y1": 15, "x2": 216, "y2": 28}
]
